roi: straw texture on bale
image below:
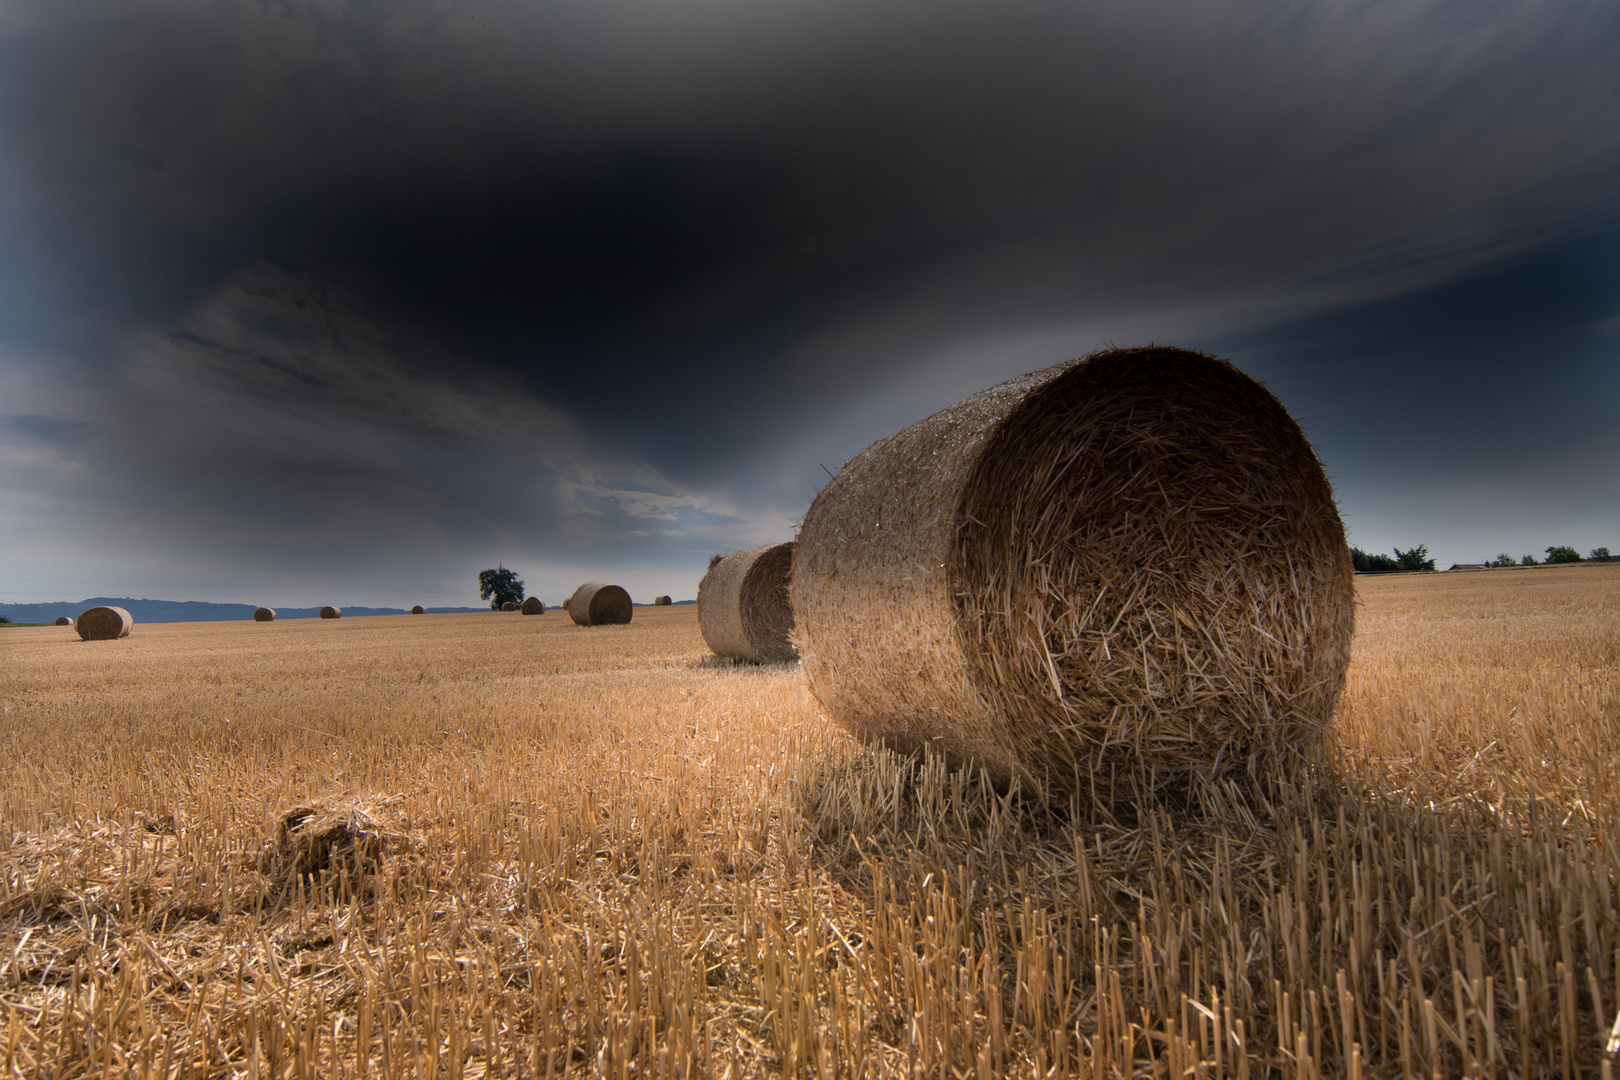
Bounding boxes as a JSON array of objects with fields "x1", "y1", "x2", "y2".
[
  {"x1": 698, "y1": 543, "x2": 797, "y2": 663},
  {"x1": 410, "y1": 605, "x2": 425, "y2": 614},
  {"x1": 75, "y1": 606, "x2": 133, "y2": 641},
  {"x1": 319, "y1": 606, "x2": 341, "y2": 620},
  {"x1": 566, "y1": 583, "x2": 633, "y2": 626},
  {"x1": 653, "y1": 595, "x2": 673, "y2": 606},
  {"x1": 54, "y1": 616, "x2": 71, "y2": 626},
  {"x1": 501, "y1": 601, "x2": 516, "y2": 611},
  {"x1": 253, "y1": 607, "x2": 276, "y2": 622},
  {"x1": 521, "y1": 596, "x2": 545, "y2": 615},
  {"x1": 792, "y1": 346, "x2": 1354, "y2": 797}
]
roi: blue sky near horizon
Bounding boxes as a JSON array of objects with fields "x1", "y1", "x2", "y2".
[{"x1": 1, "y1": 0, "x2": 1617, "y2": 609}]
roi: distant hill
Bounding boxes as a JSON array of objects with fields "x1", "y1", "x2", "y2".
[{"x1": 0, "y1": 597, "x2": 488, "y2": 624}]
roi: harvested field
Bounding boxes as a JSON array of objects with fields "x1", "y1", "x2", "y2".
[{"x1": 0, "y1": 567, "x2": 1616, "y2": 1077}]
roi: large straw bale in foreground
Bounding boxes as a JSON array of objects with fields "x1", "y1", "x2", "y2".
[
  {"x1": 521, "y1": 596, "x2": 545, "y2": 615},
  {"x1": 792, "y1": 346, "x2": 1354, "y2": 796},
  {"x1": 567, "y1": 583, "x2": 633, "y2": 626},
  {"x1": 319, "y1": 606, "x2": 341, "y2": 620},
  {"x1": 253, "y1": 607, "x2": 276, "y2": 622},
  {"x1": 699, "y1": 543, "x2": 797, "y2": 662},
  {"x1": 75, "y1": 606, "x2": 133, "y2": 641}
]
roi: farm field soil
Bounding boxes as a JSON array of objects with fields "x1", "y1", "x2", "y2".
[{"x1": 0, "y1": 569, "x2": 1617, "y2": 1077}]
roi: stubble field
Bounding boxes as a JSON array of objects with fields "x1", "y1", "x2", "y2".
[{"x1": 1, "y1": 564, "x2": 1618, "y2": 1078}]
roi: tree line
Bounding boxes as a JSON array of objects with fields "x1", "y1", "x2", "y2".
[{"x1": 1351, "y1": 545, "x2": 1613, "y2": 573}]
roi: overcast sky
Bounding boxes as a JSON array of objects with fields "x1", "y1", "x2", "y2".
[{"x1": 2, "y1": 0, "x2": 1618, "y2": 608}]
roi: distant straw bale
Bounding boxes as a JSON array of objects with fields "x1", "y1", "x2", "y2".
[
  {"x1": 253, "y1": 607, "x2": 276, "y2": 622},
  {"x1": 54, "y1": 616, "x2": 71, "y2": 626},
  {"x1": 792, "y1": 346, "x2": 1354, "y2": 798},
  {"x1": 502, "y1": 601, "x2": 516, "y2": 612},
  {"x1": 75, "y1": 606, "x2": 133, "y2": 641},
  {"x1": 567, "y1": 583, "x2": 633, "y2": 626},
  {"x1": 699, "y1": 543, "x2": 796, "y2": 663},
  {"x1": 521, "y1": 596, "x2": 545, "y2": 615},
  {"x1": 653, "y1": 595, "x2": 672, "y2": 606},
  {"x1": 319, "y1": 606, "x2": 341, "y2": 620},
  {"x1": 410, "y1": 605, "x2": 425, "y2": 614}
]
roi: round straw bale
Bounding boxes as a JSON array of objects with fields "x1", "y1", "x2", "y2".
[
  {"x1": 501, "y1": 601, "x2": 516, "y2": 611},
  {"x1": 54, "y1": 616, "x2": 72, "y2": 626},
  {"x1": 653, "y1": 595, "x2": 673, "y2": 606},
  {"x1": 566, "y1": 583, "x2": 633, "y2": 626},
  {"x1": 253, "y1": 607, "x2": 276, "y2": 622},
  {"x1": 319, "y1": 606, "x2": 341, "y2": 619},
  {"x1": 75, "y1": 606, "x2": 133, "y2": 641},
  {"x1": 792, "y1": 346, "x2": 1354, "y2": 797},
  {"x1": 521, "y1": 596, "x2": 545, "y2": 615},
  {"x1": 698, "y1": 543, "x2": 796, "y2": 662},
  {"x1": 411, "y1": 605, "x2": 425, "y2": 614}
]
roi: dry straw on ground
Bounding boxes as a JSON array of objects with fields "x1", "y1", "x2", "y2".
[
  {"x1": 253, "y1": 607, "x2": 276, "y2": 622},
  {"x1": 410, "y1": 605, "x2": 425, "y2": 614},
  {"x1": 794, "y1": 346, "x2": 1354, "y2": 799},
  {"x1": 74, "y1": 605, "x2": 132, "y2": 641},
  {"x1": 319, "y1": 606, "x2": 341, "y2": 619},
  {"x1": 520, "y1": 596, "x2": 545, "y2": 615},
  {"x1": 567, "y1": 582, "x2": 633, "y2": 626},
  {"x1": 653, "y1": 595, "x2": 673, "y2": 606},
  {"x1": 0, "y1": 571, "x2": 1616, "y2": 1077},
  {"x1": 53, "y1": 616, "x2": 70, "y2": 626},
  {"x1": 699, "y1": 542, "x2": 797, "y2": 663}
]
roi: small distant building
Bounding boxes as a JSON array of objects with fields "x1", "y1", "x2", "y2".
[{"x1": 1447, "y1": 563, "x2": 1490, "y2": 571}]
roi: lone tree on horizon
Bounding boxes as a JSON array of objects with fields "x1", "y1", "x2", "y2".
[{"x1": 478, "y1": 565, "x2": 525, "y2": 610}]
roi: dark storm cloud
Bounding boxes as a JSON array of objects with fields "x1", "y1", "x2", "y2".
[{"x1": 2, "y1": 0, "x2": 1618, "y2": 593}]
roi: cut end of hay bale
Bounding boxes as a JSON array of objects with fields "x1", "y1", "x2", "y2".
[
  {"x1": 410, "y1": 605, "x2": 425, "y2": 614},
  {"x1": 699, "y1": 543, "x2": 797, "y2": 663},
  {"x1": 75, "y1": 606, "x2": 133, "y2": 641},
  {"x1": 253, "y1": 607, "x2": 276, "y2": 622},
  {"x1": 653, "y1": 595, "x2": 672, "y2": 606},
  {"x1": 319, "y1": 606, "x2": 341, "y2": 620},
  {"x1": 521, "y1": 596, "x2": 545, "y2": 615},
  {"x1": 792, "y1": 346, "x2": 1354, "y2": 799},
  {"x1": 567, "y1": 582, "x2": 633, "y2": 626},
  {"x1": 501, "y1": 601, "x2": 516, "y2": 611},
  {"x1": 54, "y1": 616, "x2": 71, "y2": 626}
]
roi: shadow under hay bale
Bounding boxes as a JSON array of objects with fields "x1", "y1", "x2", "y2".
[
  {"x1": 319, "y1": 606, "x2": 341, "y2": 619},
  {"x1": 521, "y1": 596, "x2": 545, "y2": 615},
  {"x1": 699, "y1": 542, "x2": 796, "y2": 663},
  {"x1": 253, "y1": 607, "x2": 276, "y2": 622},
  {"x1": 792, "y1": 346, "x2": 1354, "y2": 801},
  {"x1": 653, "y1": 595, "x2": 673, "y2": 606},
  {"x1": 54, "y1": 616, "x2": 71, "y2": 626},
  {"x1": 75, "y1": 606, "x2": 132, "y2": 641},
  {"x1": 410, "y1": 605, "x2": 425, "y2": 614},
  {"x1": 567, "y1": 582, "x2": 633, "y2": 626}
]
